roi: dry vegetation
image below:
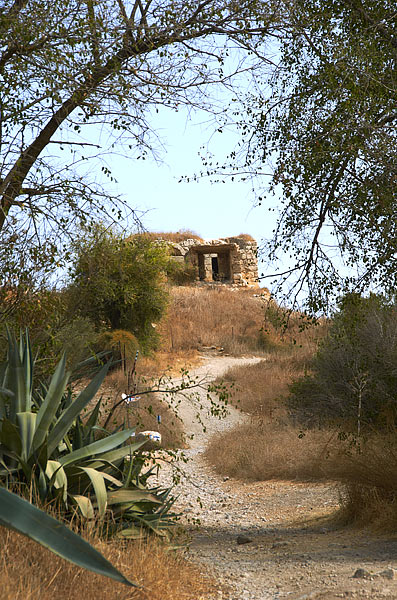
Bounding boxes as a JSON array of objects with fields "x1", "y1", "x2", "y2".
[
  {"x1": 100, "y1": 289, "x2": 325, "y2": 451},
  {"x1": 159, "y1": 286, "x2": 277, "y2": 355},
  {"x1": 205, "y1": 423, "x2": 342, "y2": 481},
  {"x1": 130, "y1": 230, "x2": 204, "y2": 243},
  {"x1": 0, "y1": 528, "x2": 216, "y2": 600},
  {"x1": 102, "y1": 368, "x2": 187, "y2": 449},
  {"x1": 204, "y1": 315, "x2": 397, "y2": 530}
]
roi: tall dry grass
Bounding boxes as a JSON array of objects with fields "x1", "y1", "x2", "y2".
[
  {"x1": 159, "y1": 287, "x2": 279, "y2": 355},
  {"x1": 0, "y1": 527, "x2": 216, "y2": 600},
  {"x1": 215, "y1": 352, "x2": 313, "y2": 420},
  {"x1": 334, "y1": 432, "x2": 397, "y2": 529},
  {"x1": 205, "y1": 422, "x2": 343, "y2": 481},
  {"x1": 204, "y1": 328, "x2": 336, "y2": 483},
  {"x1": 205, "y1": 326, "x2": 397, "y2": 530},
  {"x1": 131, "y1": 230, "x2": 204, "y2": 243}
]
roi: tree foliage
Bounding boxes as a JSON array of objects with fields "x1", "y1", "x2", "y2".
[
  {"x1": 68, "y1": 227, "x2": 170, "y2": 352},
  {"x1": 0, "y1": 0, "x2": 279, "y2": 284},
  {"x1": 288, "y1": 293, "x2": 397, "y2": 429},
  {"x1": 215, "y1": 0, "x2": 397, "y2": 311}
]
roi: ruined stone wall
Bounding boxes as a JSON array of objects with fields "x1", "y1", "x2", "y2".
[
  {"x1": 168, "y1": 235, "x2": 259, "y2": 288},
  {"x1": 226, "y1": 237, "x2": 258, "y2": 287}
]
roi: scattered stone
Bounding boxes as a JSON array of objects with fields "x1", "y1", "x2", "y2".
[
  {"x1": 352, "y1": 567, "x2": 371, "y2": 579},
  {"x1": 379, "y1": 567, "x2": 395, "y2": 579},
  {"x1": 223, "y1": 476, "x2": 230, "y2": 482},
  {"x1": 271, "y1": 541, "x2": 290, "y2": 549},
  {"x1": 237, "y1": 535, "x2": 253, "y2": 545}
]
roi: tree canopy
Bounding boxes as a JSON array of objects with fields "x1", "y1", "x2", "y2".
[
  {"x1": 0, "y1": 0, "x2": 280, "y2": 288},
  {"x1": 215, "y1": 0, "x2": 397, "y2": 312}
]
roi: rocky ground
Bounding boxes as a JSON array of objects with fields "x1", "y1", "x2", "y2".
[{"x1": 155, "y1": 355, "x2": 397, "y2": 600}]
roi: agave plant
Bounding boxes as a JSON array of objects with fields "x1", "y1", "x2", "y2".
[{"x1": 0, "y1": 329, "x2": 177, "y2": 537}]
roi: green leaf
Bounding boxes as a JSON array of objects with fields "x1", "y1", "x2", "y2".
[
  {"x1": 115, "y1": 525, "x2": 145, "y2": 539},
  {"x1": 16, "y1": 412, "x2": 37, "y2": 462},
  {"x1": 0, "y1": 418, "x2": 22, "y2": 455},
  {"x1": 90, "y1": 439, "x2": 146, "y2": 467},
  {"x1": 58, "y1": 428, "x2": 136, "y2": 468},
  {"x1": 107, "y1": 489, "x2": 162, "y2": 506},
  {"x1": 47, "y1": 361, "x2": 110, "y2": 455},
  {"x1": 33, "y1": 354, "x2": 69, "y2": 452},
  {"x1": 45, "y1": 460, "x2": 68, "y2": 502},
  {"x1": 0, "y1": 387, "x2": 14, "y2": 398},
  {"x1": 6, "y1": 328, "x2": 25, "y2": 419},
  {"x1": 79, "y1": 467, "x2": 107, "y2": 518},
  {"x1": 85, "y1": 398, "x2": 102, "y2": 430},
  {"x1": 22, "y1": 329, "x2": 33, "y2": 411},
  {"x1": 0, "y1": 487, "x2": 136, "y2": 587},
  {"x1": 71, "y1": 494, "x2": 95, "y2": 519}
]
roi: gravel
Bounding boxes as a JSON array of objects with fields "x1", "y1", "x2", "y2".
[{"x1": 154, "y1": 355, "x2": 397, "y2": 600}]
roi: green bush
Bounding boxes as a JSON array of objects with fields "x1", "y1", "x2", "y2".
[
  {"x1": 165, "y1": 258, "x2": 197, "y2": 285},
  {"x1": 288, "y1": 293, "x2": 397, "y2": 430},
  {"x1": 67, "y1": 226, "x2": 171, "y2": 353}
]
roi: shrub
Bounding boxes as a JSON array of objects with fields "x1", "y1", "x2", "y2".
[
  {"x1": 288, "y1": 293, "x2": 397, "y2": 430},
  {"x1": 68, "y1": 225, "x2": 171, "y2": 353},
  {"x1": 0, "y1": 527, "x2": 216, "y2": 600},
  {"x1": 165, "y1": 258, "x2": 197, "y2": 285},
  {"x1": 0, "y1": 488, "x2": 134, "y2": 587}
]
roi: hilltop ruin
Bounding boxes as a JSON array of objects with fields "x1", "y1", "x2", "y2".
[{"x1": 168, "y1": 234, "x2": 259, "y2": 288}]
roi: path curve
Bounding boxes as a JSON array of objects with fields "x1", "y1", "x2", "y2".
[{"x1": 156, "y1": 355, "x2": 397, "y2": 600}]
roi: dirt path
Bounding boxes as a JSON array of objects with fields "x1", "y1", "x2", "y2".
[{"x1": 156, "y1": 355, "x2": 397, "y2": 600}]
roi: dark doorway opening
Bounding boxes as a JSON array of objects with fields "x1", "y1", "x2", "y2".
[{"x1": 211, "y1": 256, "x2": 219, "y2": 280}]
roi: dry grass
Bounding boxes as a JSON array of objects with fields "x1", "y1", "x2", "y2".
[
  {"x1": 205, "y1": 422, "x2": 343, "y2": 481},
  {"x1": 216, "y1": 352, "x2": 313, "y2": 419},
  {"x1": 0, "y1": 527, "x2": 216, "y2": 600},
  {"x1": 205, "y1": 420, "x2": 397, "y2": 491},
  {"x1": 236, "y1": 233, "x2": 256, "y2": 241},
  {"x1": 159, "y1": 286, "x2": 278, "y2": 355},
  {"x1": 101, "y1": 368, "x2": 188, "y2": 449},
  {"x1": 206, "y1": 338, "x2": 397, "y2": 531},
  {"x1": 334, "y1": 432, "x2": 397, "y2": 529},
  {"x1": 131, "y1": 230, "x2": 204, "y2": 243},
  {"x1": 159, "y1": 287, "x2": 326, "y2": 357}
]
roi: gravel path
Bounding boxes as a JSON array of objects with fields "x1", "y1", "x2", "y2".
[{"x1": 156, "y1": 355, "x2": 397, "y2": 600}]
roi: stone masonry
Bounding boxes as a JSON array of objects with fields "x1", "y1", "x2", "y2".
[{"x1": 169, "y1": 235, "x2": 259, "y2": 288}]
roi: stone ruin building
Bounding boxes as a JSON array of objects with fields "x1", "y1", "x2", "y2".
[{"x1": 169, "y1": 235, "x2": 259, "y2": 288}]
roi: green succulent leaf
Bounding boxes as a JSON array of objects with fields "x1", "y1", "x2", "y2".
[
  {"x1": 90, "y1": 440, "x2": 146, "y2": 467},
  {"x1": 33, "y1": 354, "x2": 69, "y2": 452},
  {"x1": 22, "y1": 329, "x2": 33, "y2": 411},
  {"x1": 85, "y1": 398, "x2": 102, "y2": 430},
  {"x1": 107, "y1": 488, "x2": 162, "y2": 506},
  {"x1": 58, "y1": 428, "x2": 136, "y2": 468},
  {"x1": 78, "y1": 466, "x2": 107, "y2": 518},
  {"x1": 71, "y1": 494, "x2": 95, "y2": 519},
  {"x1": 16, "y1": 412, "x2": 37, "y2": 462},
  {"x1": 0, "y1": 387, "x2": 14, "y2": 398},
  {"x1": 46, "y1": 460, "x2": 68, "y2": 502},
  {"x1": 0, "y1": 418, "x2": 22, "y2": 455},
  {"x1": 47, "y1": 361, "x2": 110, "y2": 455},
  {"x1": 6, "y1": 328, "x2": 26, "y2": 419}
]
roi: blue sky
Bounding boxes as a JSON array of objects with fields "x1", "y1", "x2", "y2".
[{"x1": 109, "y1": 106, "x2": 279, "y2": 283}]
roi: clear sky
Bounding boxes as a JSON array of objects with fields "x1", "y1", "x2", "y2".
[{"x1": 109, "y1": 105, "x2": 279, "y2": 284}]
